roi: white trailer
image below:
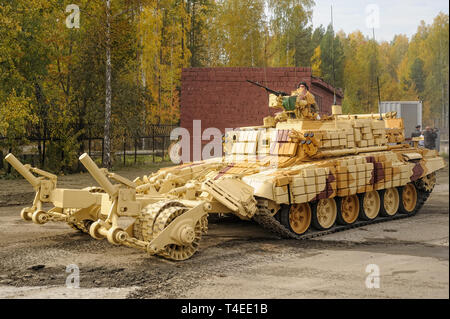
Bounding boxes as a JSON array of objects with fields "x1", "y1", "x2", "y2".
[{"x1": 379, "y1": 101, "x2": 422, "y2": 139}]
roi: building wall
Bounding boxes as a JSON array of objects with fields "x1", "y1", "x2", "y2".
[
  {"x1": 180, "y1": 67, "x2": 342, "y2": 161},
  {"x1": 310, "y1": 81, "x2": 342, "y2": 115}
]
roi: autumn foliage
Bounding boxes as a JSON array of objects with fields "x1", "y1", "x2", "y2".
[{"x1": 0, "y1": 0, "x2": 448, "y2": 172}]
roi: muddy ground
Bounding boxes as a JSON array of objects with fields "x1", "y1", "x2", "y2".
[{"x1": 0, "y1": 165, "x2": 448, "y2": 299}]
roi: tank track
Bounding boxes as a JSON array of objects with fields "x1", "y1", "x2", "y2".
[
  {"x1": 253, "y1": 185, "x2": 432, "y2": 241},
  {"x1": 68, "y1": 219, "x2": 93, "y2": 233}
]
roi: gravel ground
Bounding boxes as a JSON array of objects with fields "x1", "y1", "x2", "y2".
[{"x1": 0, "y1": 164, "x2": 448, "y2": 299}]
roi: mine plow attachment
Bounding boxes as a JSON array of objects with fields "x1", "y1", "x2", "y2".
[
  {"x1": 133, "y1": 159, "x2": 227, "y2": 196},
  {"x1": 123, "y1": 200, "x2": 210, "y2": 260},
  {"x1": 202, "y1": 177, "x2": 258, "y2": 219},
  {"x1": 6, "y1": 153, "x2": 65, "y2": 223},
  {"x1": 77, "y1": 153, "x2": 212, "y2": 260},
  {"x1": 5, "y1": 153, "x2": 106, "y2": 229},
  {"x1": 5, "y1": 152, "x2": 255, "y2": 260},
  {"x1": 83, "y1": 199, "x2": 211, "y2": 261}
]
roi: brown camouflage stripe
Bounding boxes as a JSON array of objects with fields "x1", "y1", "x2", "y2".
[
  {"x1": 365, "y1": 156, "x2": 376, "y2": 163},
  {"x1": 214, "y1": 163, "x2": 235, "y2": 180},
  {"x1": 365, "y1": 156, "x2": 385, "y2": 185},
  {"x1": 368, "y1": 162, "x2": 384, "y2": 184},
  {"x1": 411, "y1": 161, "x2": 425, "y2": 181},
  {"x1": 312, "y1": 171, "x2": 336, "y2": 201}
]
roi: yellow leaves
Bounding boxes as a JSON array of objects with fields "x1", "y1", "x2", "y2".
[
  {"x1": 207, "y1": 0, "x2": 266, "y2": 67},
  {"x1": 311, "y1": 45, "x2": 321, "y2": 77},
  {"x1": 340, "y1": 13, "x2": 448, "y2": 127},
  {"x1": 0, "y1": 90, "x2": 34, "y2": 138},
  {"x1": 139, "y1": 0, "x2": 192, "y2": 124}
]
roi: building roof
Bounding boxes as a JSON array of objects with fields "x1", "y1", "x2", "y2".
[{"x1": 311, "y1": 76, "x2": 343, "y2": 98}]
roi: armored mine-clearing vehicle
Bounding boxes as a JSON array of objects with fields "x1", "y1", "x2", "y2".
[{"x1": 5, "y1": 93, "x2": 446, "y2": 261}]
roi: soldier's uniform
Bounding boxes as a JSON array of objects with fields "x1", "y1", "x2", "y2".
[
  {"x1": 424, "y1": 129, "x2": 437, "y2": 150},
  {"x1": 272, "y1": 84, "x2": 318, "y2": 123},
  {"x1": 411, "y1": 130, "x2": 421, "y2": 138},
  {"x1": 290, "y1": 86, "x2": 318, "y2": 120},
  {"x1": 291, "y1": 87, "x2": 318, "y2": 113}
]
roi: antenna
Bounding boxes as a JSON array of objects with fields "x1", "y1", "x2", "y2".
[
  {"x1": 331, "y1": 5, "x2": 336, "y2": 105},
  {"x1": 372, "y1": 27, "x2": 383, "y2": 120}
]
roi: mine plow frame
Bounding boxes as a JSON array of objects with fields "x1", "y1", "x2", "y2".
[{"x1": 5, "y1": 153, "x2": 257, "y2": 260}]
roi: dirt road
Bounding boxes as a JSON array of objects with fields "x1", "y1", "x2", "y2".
[{"x1": 0, "y1": 166, "x2": 448, "y2": 299}]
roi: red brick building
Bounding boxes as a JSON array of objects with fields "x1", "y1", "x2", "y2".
[{"x1": 180, "y1": 67, "x2": 343, "y2": 161}]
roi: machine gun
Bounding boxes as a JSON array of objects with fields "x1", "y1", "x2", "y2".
[{"x1": 246, "y1": 80, "x2": 289, "y2": 96}]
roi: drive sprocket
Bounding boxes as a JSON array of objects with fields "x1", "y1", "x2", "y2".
[{"x1": 415, "y1": 172, "x2": 436, "y2": 193}]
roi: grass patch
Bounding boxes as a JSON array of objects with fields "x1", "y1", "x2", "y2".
[
  {"x1": 0, "y1": 153, "x2": 176, "y2": 179},
  {"x1": 111, "y1": 154, "x2": 174, "y2": 170}
]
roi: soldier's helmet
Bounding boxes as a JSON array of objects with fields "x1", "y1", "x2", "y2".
[{"x1": 297, "y1": 81, "x2": 309, "y2": 90}]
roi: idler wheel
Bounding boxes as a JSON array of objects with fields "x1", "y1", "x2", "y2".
[
  {"x1": 415, "y1": 172, "x2": 436, "y2": 193},
  {"x1": 336, "y1": 195, "x2": 359, "y2": 225}
]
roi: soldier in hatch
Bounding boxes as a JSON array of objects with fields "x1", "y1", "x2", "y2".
[
  {"x1": 272, "y1": 81, "x2": 318, "y2": 123},
  {"x1": 291, "y1": 81, "x2": 318, "y2": 119}
]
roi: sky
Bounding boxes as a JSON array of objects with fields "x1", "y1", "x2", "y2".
[{"x1": 311, "y1": 0, "x2": 449, "y2": 42}]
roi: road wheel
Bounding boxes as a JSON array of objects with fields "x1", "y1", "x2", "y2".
[
  {"x1": 280, "y1": 203, "x2": 311, "y2": 235},
  {"x1": 399, "y1": 183, "x2": 418, "y2": 215},
  {"x1": 359, "y1": 190, "x2": 380, "y2": 221},
  {"x1": 336, "y1": 195, "x2": 359, "y2": 225},
  {"x1": 312, "y1": 198, "x2": 337, "y2": 230},
  {"x1": 379, "y1": 187, "x2": 400, "y2": 217}
]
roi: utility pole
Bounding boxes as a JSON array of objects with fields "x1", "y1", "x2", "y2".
[{"x1": 104, "y1": 0, "x2": 112, "y2": 168}]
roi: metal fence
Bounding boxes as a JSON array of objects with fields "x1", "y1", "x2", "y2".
[{"x1": 0, "y1": 124, "x2": 178, "y2": 173}]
